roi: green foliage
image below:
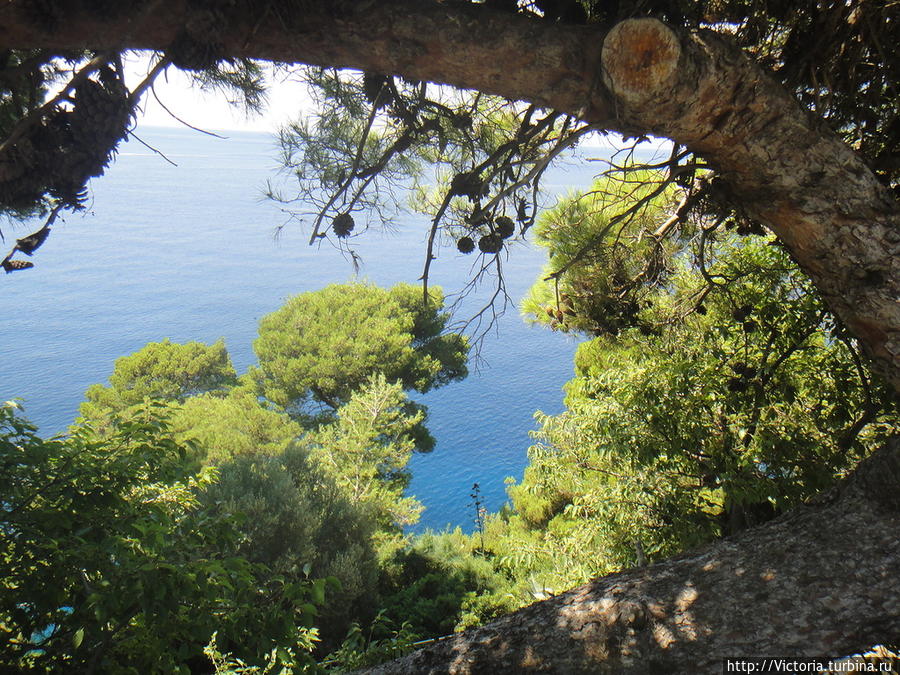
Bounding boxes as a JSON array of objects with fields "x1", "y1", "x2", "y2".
[
  {"x1": 206, "y1": 629, "x2": 320, "y2": 675},
  {"x1": 377, "y1": 529, "x2": 519, "y2": 638},
  {"x1": 254, "y1": 282, "x2": 467, "y2": 411},
  {"x1": 302, "y1": 375, "x2": 425, "y2": 530},
  {"x1": 274, "y1": 68, "x2": 423, "y2": 217},
  {"x1": 170, "y1": 387, "x2": 302, "y2": 466},
  {"x1": 79, "y1": 338, "x2": 237, "y2": 425},
  {"x1": 0, "y1": 402, "x2": 330, "y2": 672},
  {"x1": 3, "y1": 5, "x2": 899, "y2": 664},
  {"x1": 190, "y1": 59, "x2": 267, "y2": 116},
  {"x1": 201, "y1": 447, "x2": 379, "y2": 648},
  {"x1": 522, "y1": 171, "x2": 680, "y2": 336},
  {"x1": 322, "y1": 611, "x2": 419, "y2": 672},
  {"x1": 503, "y1": 184, "x2": 899, "y2": 589},
  {"x1": 65, "y1": 280, "x2": 473, "y2": 657},
  {"x1": 273, "y1": 68, "x2": 590, "y2": 297}
]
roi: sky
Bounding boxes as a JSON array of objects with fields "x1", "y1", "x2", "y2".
[
  {"x1": 123, "y1": 52, "x2": 669, "y2": 156},
  {"x1": 124, "y1": 53, "x2": 314, "y2": 134}
]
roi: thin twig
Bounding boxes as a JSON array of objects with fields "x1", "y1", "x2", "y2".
[
  {"x1": 150, "y1": 84, "x2": 228, "y2": 139},
  {"x1": 128, "y1": 132, "x2": 178, "y2": 166},
  {"x1": 129, "y1": 54, "x2": 170, "y2": 102},
  {"x1": 421, "y1": 190, "x2": 455, "y2": 304},
  {"x1": 547, "y1": 154, "x2": 689, "y2": 282},
  {"x1": 308, "y1": 99, "x2": 380, "y2": 244}
]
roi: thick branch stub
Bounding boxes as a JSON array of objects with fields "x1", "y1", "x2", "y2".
[
  {"x1": 601, "y1": 18, "x2": 681, "y2": 106},
  {"x1": 600, "y1": 17, "x2": 900, "y2": 392}
]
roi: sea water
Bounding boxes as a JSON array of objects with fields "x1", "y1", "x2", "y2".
[{"x1": 0, "y1": 126, "x2": 604, "y2": 531}]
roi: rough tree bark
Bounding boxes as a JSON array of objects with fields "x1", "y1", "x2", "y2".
[
  {"x1": 1, "y1": 1, "x2": 898, "y2": 389},
  {"x1": 361, "y1": 438, "x2": 900, "y2": 674}
]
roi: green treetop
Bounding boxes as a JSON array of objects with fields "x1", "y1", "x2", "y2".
[
  {"x1": 79, "y1": 338, "x2": 237, "y2": 425},
  {"x1": 254, "y1": 282, "x2": 468, "y2": 411},
  {"x1": 169, "y1": 387, "x2": 303, "y2": 466},
  {"x1": 302, "y1": 374, "x2": 426, "y2": 531}
]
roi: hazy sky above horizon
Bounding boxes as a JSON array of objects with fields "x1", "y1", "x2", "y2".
[
  {"x1": 123, "y1": 53, "x2": 669, "y2": 156},
  {"x1": 125, "y1": 54, "x2": 314, "y2": 133}
]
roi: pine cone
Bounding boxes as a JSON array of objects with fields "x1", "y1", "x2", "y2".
[
  {"x1": 457, "y1": 236, "x2": 475, "y2": 254},
  {"x1": 167, "y1": 29, "x2": 225, "y2": 71},
  {"x1": 363, "y1": 73, "x2": 389, "y2": 107},
  {"x1": 450, "y1": 171, "x2": 486, "y2": 200},
  {"x1": 478, "y1": 234, "x2": 503, "y2": 254},
  {"x1": 2, "y1": 259, "x2": 35, "y2": 273},
  {"x1": 0, "y1": 146, "x2": 29, "y2": 182},
  {"x1": 495, "y1": 215, "x2": 515, "y2": 238},
  {"x1": 332, "y1": 212, "x2": 355, "y2": 238}
]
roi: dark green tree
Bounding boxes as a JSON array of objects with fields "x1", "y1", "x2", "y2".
[
  {"x1": 169, "y1": 387, "x2": 302, "y2": 466},
  {"x1": 376, "y1": 529, "x2": 517, "y2": 640},
  {"x1": 202, "y1": 445, "x2": 380, "y2": 650},
  {"x1": 0, "y1": 402, "x2": 329, "y2": 672},
  {"x1": 301, "y1": 374, "x2": 427, "y2": 530},
  {"x1": 503, "y1": 178, "x2": 898, "y2": 586}
]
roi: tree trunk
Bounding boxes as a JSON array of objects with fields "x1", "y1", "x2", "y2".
[
  {"x1": 360, "y1": 437, "x2": 900, "y2": 674},
  {"x1": 1, "y1": 2, "x2": 898, "y2": 389}
]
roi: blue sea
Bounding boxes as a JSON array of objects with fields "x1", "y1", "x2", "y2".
[{"x1": 0, "y1": 126, "x2": 603, "y2": 532}]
